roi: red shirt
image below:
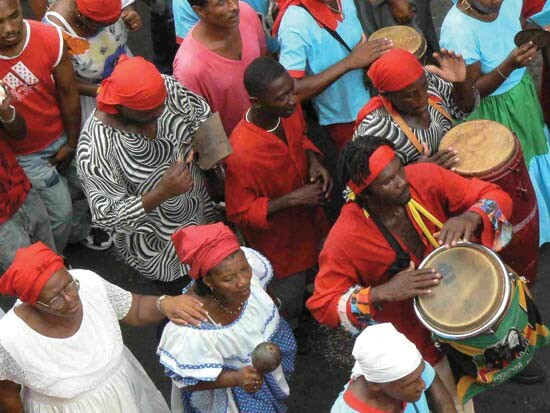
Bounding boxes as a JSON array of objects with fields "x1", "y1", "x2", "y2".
[
  {"x1": 225, "y1": 107, "x2": 329, "y2": 278},
  {"x1": 306, "y1": 164, "x2": 512, "y2": 364},
  {"x1": 0, "y1": 20, "x2": 64, "y2": 155},
  {"x1": 0, "y1": 139, "x2": 30, "y2": 224}
]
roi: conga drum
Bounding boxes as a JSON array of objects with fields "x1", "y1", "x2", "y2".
[
  {"x1": 439, "y1": 120, "x2": 539, "y2": 283},
  {"x1": 369, "y1": 25, "x2": 427, "y2": 59},
  {"x1": 414, "y1": 242, "x2": 550, "y2": 403}
]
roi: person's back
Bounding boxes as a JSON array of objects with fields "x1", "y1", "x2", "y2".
[{"x1": 173, "y1": 0, "x2": 266, "y2": 135}]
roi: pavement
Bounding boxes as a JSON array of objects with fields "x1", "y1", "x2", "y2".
[{"x1": 2, "y1": 1, "x2": 549, "y2": 412}]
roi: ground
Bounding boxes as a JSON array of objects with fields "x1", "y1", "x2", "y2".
[{"x1": 2, "y1": 1, "x2": 549, "y2": 412}]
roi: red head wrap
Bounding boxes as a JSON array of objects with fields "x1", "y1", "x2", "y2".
[
  {"x1": 272, "y1": 0, "x2": 343, "y2": 36},
  {"x1": 172, "y1": 223, "x2": 242, "y2": 279},
  {"x1": 97, "y1": 55, "x2": 167, "y2": 115},
  {"x1": 347, "y1": 145, "x2": 396, "y2": 195},
  {"x1": 355, "y1": 48, "x2": 424, "y2": 127},
  {"x1": 0, "y1": 242, "x2": 65, "y2": 304},
  {"x1": 75, "y1": 0, "x2": 121, "y2": 24}
]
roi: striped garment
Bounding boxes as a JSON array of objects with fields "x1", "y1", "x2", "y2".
[
  {"x1": 77, "y1": 76, "x2": 219, "y2": 282},
  {"x1": 354, "y1": 70, "x2": 480, "y2": 165}
]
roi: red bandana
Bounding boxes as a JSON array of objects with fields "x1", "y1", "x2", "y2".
[
  {"x1": 75, "y1": 0, "x2": 121, "y2": 24},
  {"x1": 172, "y1": 223, "x2": 242, "y2": 279},
  {"x1": 0, "y1": 242, "x2": 65, "y2": 304},
  {"x1": 347, "y1": 145, "x2": 396, "y2": 195},
  {"x1": 97, "y1": 55, "x2": 167, "y2": 115}
]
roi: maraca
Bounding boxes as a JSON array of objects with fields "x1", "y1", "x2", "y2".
[{"x1": 251, "y1": 342, "x2": 282, "y2": 373}]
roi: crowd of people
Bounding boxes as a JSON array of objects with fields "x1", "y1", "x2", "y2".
[{"x1": 0, "y1": 0, "x2": 549, "y2": 410}]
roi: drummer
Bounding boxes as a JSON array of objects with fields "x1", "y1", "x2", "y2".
[
  {"x1": 307, "y1": 137, "x2": 515, "y2": 411},
  {"x1": 354, "y1": 48, "x2": 479, "y2": 167}
]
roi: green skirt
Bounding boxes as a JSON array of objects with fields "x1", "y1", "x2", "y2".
[{"x1": 467, "y1": 72, "x2": 548, "y2": 165}]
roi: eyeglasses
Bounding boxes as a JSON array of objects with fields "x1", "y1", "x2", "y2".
[{"x1": 36, "y1": 278, "x2": 80, "y2": 311}]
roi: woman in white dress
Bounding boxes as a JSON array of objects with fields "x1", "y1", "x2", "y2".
[
  {"x1": 0, "y1": 241, "x2": 208, "y2": 413},
  {"x1": 159, "y1": 223, "x2": 297, "y2": 412}
]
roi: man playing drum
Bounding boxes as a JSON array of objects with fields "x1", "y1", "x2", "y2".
[{"x1": 307, "y1": 136, "x2": 544, "y2": 412}]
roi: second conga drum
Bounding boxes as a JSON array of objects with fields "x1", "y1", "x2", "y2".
[
  {"x1": 369, "y1": 26, "x2": 427, "y2": 60},
  {"x1": 439, "y1": 120, "x2": 539, "y2": 283}
]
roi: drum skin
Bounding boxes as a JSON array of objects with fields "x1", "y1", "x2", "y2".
[
  {"x1": 369, "y1": 26, "x2": 427, "y2": 59},
  {"x1": 440, "y1": 120, "x2": 539, "y2": 283}
]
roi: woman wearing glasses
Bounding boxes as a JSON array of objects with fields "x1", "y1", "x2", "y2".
[{"x1": 0, "y1": 242, "x2": 209, "y2": 413}]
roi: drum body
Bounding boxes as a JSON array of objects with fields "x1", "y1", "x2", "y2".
[
  {"x1": 439, "y1": 120, "x2": 539, "y2": 283},
  {"x1": 369, "y1": 25, "x2": 427, "y2": 59},
  {"x1": 414, "y1": 243, "x2": 549, "y2": 402}
]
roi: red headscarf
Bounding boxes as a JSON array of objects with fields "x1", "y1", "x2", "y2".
[
  {"x1": 347, "y1": 145, "x2": 395, "y2": 195},
  {"x1": 272, "y1": 0, "x2": 343, "y2": 36},
  {"x1": 355, "y1": 48, "x2": 424, "y2": 127},
  {"x1": 75, "y1": 0, "x2": 121, "y2": 24},
  {"x1": 0, "y1": 242, "x2": 65, "y2": 304},
  {"x1": 97, "y1": 55, "x2": 167, "y2": 115},
  {"x1": 172, "y1": 223, "x2": 242, "y2": 279}
]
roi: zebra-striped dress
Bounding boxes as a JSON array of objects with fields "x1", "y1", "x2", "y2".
[
  {"x1": 77, "y1": 76, "x2": 219, "y2": 282},
  {"x1": 354, "y1": 70, "x2": 479, "y2": 165}
]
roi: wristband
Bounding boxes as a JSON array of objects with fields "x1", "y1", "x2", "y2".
[
  {"x1": 0, "y1": 105, "x2": 16, "y2": 123},
  {"x1": 496, "y1": 65, "x2": 508, "y2": 80},
  {"x1": 156, "y1": 294, "x2": 168, "y2": 315}
]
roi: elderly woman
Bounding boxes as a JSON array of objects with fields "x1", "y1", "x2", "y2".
[
  {"x1": 77, "y1": 56, "x2": 218, "y2": 283},
  {"x1": 275, "y1": 0, "x2": 393, "y2": 150},
  {"x1": 0, "y1": 242, "x2": 209, "y2": 413},
  {"x1": 331, "y1": 323, "x2": 456, "y2": 413},
  {"x1": 43, "y1": 0, "x2": 142, "y2": 125},
  {"x1": 440, "y1": 0, "x2": 550, "y2": 244},
  {"x1": 158, "y1": 223, "x2": 297, "y2": 412},
  {"x1": 354, "y1": 47, "x2": 479, "y2": 168}
]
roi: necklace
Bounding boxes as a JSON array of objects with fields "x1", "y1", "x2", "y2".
[
  {"x1": 326, "y1": 0, "x2": 344, "y2": 17},
  {"x1": 245, "y1": 108, "x2": 281, "y2": 133},
  {"x1": 211, "y1": 293, "x2": 244, "y2": 315}
]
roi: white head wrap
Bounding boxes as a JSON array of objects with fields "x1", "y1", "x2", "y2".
[{"x1": 351, "y1": 323, "x2": 423, "y2": 383}]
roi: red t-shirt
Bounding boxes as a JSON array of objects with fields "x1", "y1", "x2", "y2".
[
  {"x1": 0, "y1": 139, "x2": 30, "y2": 224},
  {"x1": 0, "y1": 20, "x2": 64, "y2": 155}
]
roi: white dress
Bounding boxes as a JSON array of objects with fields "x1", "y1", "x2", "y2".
[
  {"x1": 158, "y1": 247, "x2": 297, "y2": 413},
  {"x1": 0, "y1": 269, "x2": 170, "y2": 413}
]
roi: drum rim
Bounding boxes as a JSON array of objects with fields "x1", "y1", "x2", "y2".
[
  {"x1": 370, "y1": 25, "x2": 426, "y2": 58},
  {"x1": 413, "y1": 241, "x2": 511, "y2": 339}
]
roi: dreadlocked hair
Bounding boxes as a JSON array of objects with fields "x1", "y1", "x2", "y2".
[{"x1": 337, "y1": 136, "x2": 395, "y2": 190}]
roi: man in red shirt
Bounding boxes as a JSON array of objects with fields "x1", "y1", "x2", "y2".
[
  {"x1": 0, "y1": 0, "x2": 105, "y2": 252},
  {"x1": 225, "y1": 57, "x2": 331, "y2": 331},
  {"x1": 0, "y1": 85, "x2": 55, "y2": 272}
]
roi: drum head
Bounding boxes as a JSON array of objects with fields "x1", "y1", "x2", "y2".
[
  {"x1": 369, "y1": 26, "x2": 426, "y2": 58},
  {"x1": 415, "y1": 244, "x2": 509, "y2": 338},
  {"x1": 439, "y1": 120, "x2": 516, "y2": 176}
]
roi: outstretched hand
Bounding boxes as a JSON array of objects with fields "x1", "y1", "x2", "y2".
[{"x1": 425, "y1": 48, "x2": 467, "y2": 83}]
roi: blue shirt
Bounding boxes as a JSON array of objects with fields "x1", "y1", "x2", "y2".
[
  {"x1": 440, "y1": 0, "x2": 525, "y2": 96},
  {"x1": 331, "y1": 362, "x2": 436, "y2": 413},
  {"x1": 277, "y1": 0, "x2": 370, "y2": 125},
  {"x1": 172, "y1": 0, "x2": 278, "y2": 51}
]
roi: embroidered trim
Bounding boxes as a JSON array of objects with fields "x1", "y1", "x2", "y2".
[{"x1": 338, "y1": 287, "x2": 361, "y2": 335}]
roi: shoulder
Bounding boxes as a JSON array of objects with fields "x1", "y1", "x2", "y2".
[
  {"x1": 239, "y1": 1, "x2": 259, "y2": 20},
  {"x1": 325, "y1": 203, "x2": 368, "y2": 245},
  {"x1": 405, "y1": 163, "x2": 447, "y2": 186},
  {"x1": 280, "y1": 5, "x2": 315, "y2": 31}
]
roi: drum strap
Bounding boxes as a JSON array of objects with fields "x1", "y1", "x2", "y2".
[
  {"x1": 369, "y1": 212, "x2": 411, "y2": 276},
  {"x1": 383, "y1": 97, "x2": 455, "y2": 153}
]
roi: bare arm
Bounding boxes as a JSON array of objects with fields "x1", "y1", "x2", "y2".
[
  {"x1": 28, "y1": 0, "x2": 48, "y2": 19},
  {"x1": 426, "y1": 375, "x2": 457, "y2": 413},
  {"x1": 52, "y1": 45, "x2": 81, "y2": 150},
  {"x1": 0, "y1": 380, "x2": 23, "y2": 413},
  {"x1": 186, "y1": 366, "x2": 261, "y2": 393},
  {"x1": 76, "y1": 78, "x2": 99, "y2": 98}
]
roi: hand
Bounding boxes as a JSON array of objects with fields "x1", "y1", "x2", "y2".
[
  {"x1": 289, "y1": 181, "x2": 326, "y2": 207},
  {"x1": 418, "y1": 142, "x2": 459, "y2": 170},
  {"x1": 308, "y1": 158, "x2": 333, "y2": 200},
  {"x1": 48, "y1": 144, "x2": 74, "y2": 170},
  {"x1": 0, "y1": 81, "x2": 12, "y2": 113},
  {"x1": 159, "y1": 295, "x2": 209, "y2": 326},
  {"x1": 238, "y1": 366, "x2": 264, "y2": 393},
  {"x1": 388, "y1": 0, "x2": 414, "y2": 23},
  {"x1": 503, "y1": 41, "x2": 538, "y2": 71},
  {"x1": 435, "y1": 211, "x2": 483, "y2": 247},
  {"x1": 372, "y1": 261, "x2": 441, "y2": 302},
  {"x1": 121, "y1": 7, "x2": 142, "y2": 32},
  {"x1": 155, "y1": 160, "x2": 194, "y2": 201},
  {"x1": 346, "y1": 38, "x2": 393, "y2": 70},
  {"x1": 425, "y1": 49, "x2": 467, "y2": 83}
]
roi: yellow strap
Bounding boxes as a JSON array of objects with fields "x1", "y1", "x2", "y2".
[{"x1": 362, "y1": 198, "x2": 443, "y2": 249}]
